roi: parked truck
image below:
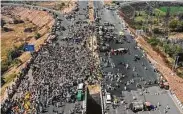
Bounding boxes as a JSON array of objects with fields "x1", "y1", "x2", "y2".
[
  {"x1": 129, "y1": 101, "x2": 154, "y2": 112},
  {"x1": 159, "y1": 80, "x2": 169, "y2": 90}
]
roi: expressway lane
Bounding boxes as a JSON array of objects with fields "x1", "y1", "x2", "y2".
[
  {"x1": 94, "y1": 1, "x2": 182, "y2": 114},
  {"x1": 39, "y1": 1, "x2": 90, "y2": 114},
  {"x1": 2, "y1": 1, "x2": 91, "y2": 114}
]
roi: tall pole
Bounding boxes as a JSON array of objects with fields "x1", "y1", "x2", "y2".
[
  {"x1": 172, "y1": 55, "x2": 179, "y2": 72},
  {"x1": 175, "y1": 56, "x2": 179, "y2": 69},
  {"x1": 165, "y1": 6, "x2": 170, "y2": 38}
]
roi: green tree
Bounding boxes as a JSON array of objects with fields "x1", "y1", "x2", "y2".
[
  {"x1": 1, "y1": 19, "x2": 6, "y2": 28},
  {"x1": 169, "y1": 19, "x2": 179, "y2": 30},
  {"x1": 163, "y1": 43, "x2": 174, "y2": 57},
  {"x1": 61, "y1": 2, "x2": 65, "y2": 6},
  {"x1": 153, "y1": 19, "x2": 158, "y2": 25},
  {"x1": 112, "y1": 1, "x2": 116, "y2": 4},
  {"x1": 177, "y1": 21, "x2": 183, "y2": 32},
  {"x1": 148, "y1": 37, "x2": 160, "y2": 46},
  {"x1": 35, "y1": 32, "x2": 41, "y2": 39},
  {"x1": 153, "y1": 28, "x2": 161, "y2": 34},
  {"x1": 175, "y1": 45, "x2": 183, "y2": 54},
  {"x1": 1, "y1": 60, "x2": 9, "y2": 75},
  {"x1": 11, "y1": 58, "x2": 22, "y2": 66}
]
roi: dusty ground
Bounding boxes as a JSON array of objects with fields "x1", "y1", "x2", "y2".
[
  {"x1": 169, "y1": 32, "x2": 183, "y2": 39},
  {"x1": 87, "y1": 1, "x2": 101, "y2": 93},
  {"x1": 89, "y1": 0, "x2": 94, "y2": 22},
  {"x1": 36, "y1": 0, "x2": 77, "y2": 14},
  {"x1": 61, "y1": 0, "x2": 77, "y2": 14},
  {"x1": 87, "y1": 35, "x2": 101, "y2": 93},
  {"x1": 88, "y1": 84, "x2": 101, "y2": 95},
  {"x1": 1, "y1": 16, "x2": 37, "y2": 61},
  {"x1": 0, "y1": 6, "x2": 54, "y2": 103},
  {"x1": 128, "y1": 23, "x2": 183, "y2": 103},
  {"x1": 104, "y1": 0, "x2": 113, "y2": 5}
]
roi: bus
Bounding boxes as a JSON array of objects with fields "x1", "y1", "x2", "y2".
[
  {"x1": 77, "y1": 83, "x2": 84, "y2": 101},
  {"x1": 77, "y1": 90, "x2": 83, "y2": 101}
]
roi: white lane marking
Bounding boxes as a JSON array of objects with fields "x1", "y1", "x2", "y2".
[
  {"x1": 115, "y1": 108, "x2": 118, "y2": 114},
  {"x1": 148, "y1": 111, "x2": 151, "y2": 114},
  {"x1": 126, "y1": 109, "x2": 129, "y2": 114},
  {"x1": 158, "y1": 110, "x2": 162, "y2": 114}
]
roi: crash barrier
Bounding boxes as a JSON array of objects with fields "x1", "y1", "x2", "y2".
[
  {"x1": 168, "y1": 90, "x2": 183, "y2": 113},
  {"x1": 82, "y1": 87, "x2": 88, "y2": 114},
  {"x1": 171, "y1": 92, "x2": 183, "y2": 113},
  {"x1": 99, "y1": 82, "x2": 105, "y2": 114}
]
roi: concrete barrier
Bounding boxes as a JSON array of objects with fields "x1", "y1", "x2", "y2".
[
  {"x1": 168, "y1": 91, "x2": 183, "y2": 113},
  {"x1": 99, "y1": 82, "x2": 105, "y2": 114},
  {"x1": 82, "y1": 87, "x2": 88, "y2": 114}
]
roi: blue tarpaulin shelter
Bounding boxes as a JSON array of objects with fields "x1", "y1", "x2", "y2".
[{"x1": 24, "y1": 45, "x2": 35, "y2": 52}]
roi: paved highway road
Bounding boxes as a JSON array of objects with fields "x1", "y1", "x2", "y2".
[
  {"x1": 94, "y1": 1, "x2": 182, "y2": 114},
  {"x1": 2, "y1": 1, "x2": 90, "y2": 114}
]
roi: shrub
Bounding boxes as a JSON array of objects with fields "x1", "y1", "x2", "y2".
[
  {"x1": 177, "y1": 21, "x2": 183, "y2": 32},
  {"x1": 1, "y1": 19, "x2": 6, "y2": 28},
  {"x1": 169, "y1": 19, "x2": 179, "y2": 30},
  {"x1": 148, "y1": 37, "x2": 160, "y2": 46},
  {"x1": 35, "y1": 32, "x2": 41, "y2": 39},
  {"x1": 163, "y1": 43, "x2": 176, "y2": 57},
  {"x1": 153, "y1": 28, "x2": 162, "y2": 34},
  {"x1": 11, "y1": 58, "x2": 22, "y2": 66},
  {"x1": 1, "y1": 60, "x2": 9, "y2": 75}
]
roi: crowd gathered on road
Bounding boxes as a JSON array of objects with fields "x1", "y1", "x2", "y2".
[
  {"x1": 1, "y1": 2, "x2": 99, "y2": 114},
  {"x1": 1, "y1": 1, "x2": 183, "y2": 114}
]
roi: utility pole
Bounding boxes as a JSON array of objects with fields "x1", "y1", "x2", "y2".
[
  {"x1": 146, "y1": 2, "x2": 154, "y2": 36},
  {"x1": 145, "y1": 2, "x2": 151, "y2": 34},
  {"x1": 173, "y1": 55, "x2": 179, "y2": 70},
  {"x1": 165, "y1": 6, "x2": 170, "y2": 38}
]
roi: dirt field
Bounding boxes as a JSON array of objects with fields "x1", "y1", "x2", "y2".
[
  {"x1": 169, "y1": 32, "x2": 183, "y2": 39},
  {"x1": 88, "y1": 84, "x2": 101, "y2": 95},
  {"x1": 1, "y1": 16, "x2": 37, "y2": 61},
  {"x1": 1, "y1": 6, "x2": 54, "y2": 65},
  {"x1": 89, "y1": 0, "x2": 94, "y2": 22},
  {"x1": 36, "y1": 0, "x2": 77, "y2": 14},
  {"x1": 104, "y1": 0, "x2": 113, "y2": 5},
  {"x1": 0, "y1": 6, "x2": 54, "y2": 103}
]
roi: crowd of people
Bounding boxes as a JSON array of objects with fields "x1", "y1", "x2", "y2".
[{"x1": 1, "y1": 2, "x2": 99, "y2": 113}]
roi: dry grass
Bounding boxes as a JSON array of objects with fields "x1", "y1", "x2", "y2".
[
  {"x1": 169, "y1": 32, "x2": 183, "y2": 39},
  {"x1": 104, "y1": 0, "x2": 113, "y2": 5},
  {"x1": 1, "y1": 18, "x2": 37, "y2": 61},
  {"x1": 0, "y1": 6, "x2": 54, "y2": 102},
  {"x1": 88, "y1": 0, "x2": 94, "y2": 22},
  {"x1": 88, "y1": 84, "x2": 101, "y2": 95},
  {"x1": 36, "y1": 0, "x2": 77, "y2": 13}
]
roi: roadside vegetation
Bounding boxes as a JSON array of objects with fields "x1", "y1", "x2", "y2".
[
  {"x1": 1, "y1": 17, "x2": 39, "y2": 75},
  {"x1": 159, "y1": 6, "x2": 183, "y2": 14},
  {"x1": 120, "y1": 4, "x2": 183, "y2": 77},
  {"x1": 1, "y1": 6, "x2": 54, "y2": 97}
]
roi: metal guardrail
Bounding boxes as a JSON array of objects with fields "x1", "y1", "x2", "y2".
[
  {"x1": 99, "y1": 82, "x2": 105, "y2": 114},
  {"x1": 82, "y1": 87, "x2": 88, "y2": 114},
  {"x1": 169, "y1": 90, "x2": 183, "y2": 113}
]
